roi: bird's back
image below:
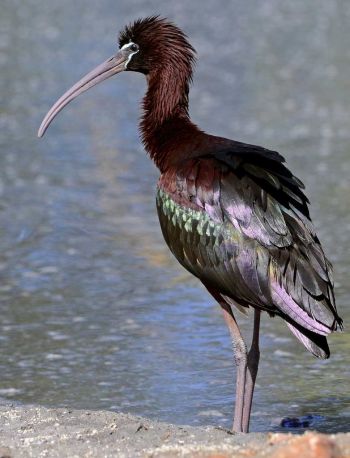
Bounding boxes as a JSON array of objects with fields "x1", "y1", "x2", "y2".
[{"x1": 156, "y1": 136, "x2": 342, "y2": 358}]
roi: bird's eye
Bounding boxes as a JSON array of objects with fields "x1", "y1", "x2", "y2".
[{"x1": 130, "y1": 43, "x2": 139, "y2": 52}]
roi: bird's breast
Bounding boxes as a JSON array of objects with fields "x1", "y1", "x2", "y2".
[{"x1": 155, "y1": 187, "x2": 244, "y2": 293}]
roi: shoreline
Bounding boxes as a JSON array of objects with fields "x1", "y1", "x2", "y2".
[{"x1": 0, "y1": 403, "x2": 348, "y2": 457}]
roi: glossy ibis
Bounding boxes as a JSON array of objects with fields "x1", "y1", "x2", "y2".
[{"x1": 38, "y1": 16, "x2": 343, "y2": 433}]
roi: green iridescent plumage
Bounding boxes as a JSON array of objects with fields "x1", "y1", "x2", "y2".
[{"x1": 156, "y1": 150, "x2": 341, "y2": 359}]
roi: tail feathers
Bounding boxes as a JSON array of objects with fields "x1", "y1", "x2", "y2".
[
  {"x1": 271, "y1": 281, "x2": 331, "y2": 336},
  {"x1": 286, "y1": 321, "x2": 330, "y2": 359}
]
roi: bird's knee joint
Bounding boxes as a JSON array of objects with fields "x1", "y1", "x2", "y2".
[
  {"x1": 234, "y1": 354, "x2": 247, "y2": 367},
  {"x1": 232, "y1": 340, "x2": 247, "y2": 367},
  {"x1": 248, "y1": 348, "x2": 260, "y2": 367}
]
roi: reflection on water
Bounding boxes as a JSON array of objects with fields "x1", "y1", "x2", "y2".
[{"x1": 1, "y1": 0, "x2": 349, "y2": 433}]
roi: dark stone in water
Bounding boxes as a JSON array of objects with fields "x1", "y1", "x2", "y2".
[{"x1": 281, "y1": 415, "x2": 324, "y2": 428}]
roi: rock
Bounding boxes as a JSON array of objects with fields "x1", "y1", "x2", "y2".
[
  {"x1": 269, "y1": 432, "x2": 340, "y2": 458},
  {"x1": 0, "y1": 447, "x2": 12, "y2": 458}
]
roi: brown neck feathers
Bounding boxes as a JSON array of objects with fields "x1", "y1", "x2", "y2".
[{"x1": 140, "y1": 64, "x2": 202, "y2": 172}]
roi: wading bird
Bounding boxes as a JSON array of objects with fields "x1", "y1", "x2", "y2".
[{"x1": 38, "y1": 16, "x2": 342, "y2": 433}]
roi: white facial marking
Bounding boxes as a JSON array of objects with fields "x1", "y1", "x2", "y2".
[{"x1": 121, "y1": 42, "x2": 139, "y2": 68}]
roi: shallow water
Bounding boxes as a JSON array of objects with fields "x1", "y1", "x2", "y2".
[{"x1": 0, "y1": 0, "x2": 349, "y2": 433}]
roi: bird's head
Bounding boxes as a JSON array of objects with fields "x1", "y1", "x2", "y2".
[
  {"x1": 118, "y1": 16, "x2": 195, "y2": 76},
  {"x1": 38, "y1": 16, "x2": 195, "y2": 137}
]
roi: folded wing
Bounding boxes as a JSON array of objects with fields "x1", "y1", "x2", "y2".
[{"x1": 157, "y1": 140, "x2": 342, "y2": 358}]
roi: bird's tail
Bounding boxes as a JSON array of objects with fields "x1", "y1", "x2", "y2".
[{"x1": 286, "y1": 321, "x2": 330, "y2": 359}]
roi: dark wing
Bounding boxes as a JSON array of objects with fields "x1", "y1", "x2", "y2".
[{"x1": 157, "y1": 141, "x2": 342, "y2": 358}]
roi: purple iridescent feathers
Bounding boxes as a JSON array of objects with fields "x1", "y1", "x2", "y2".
[
  {"x1": 118, "y1": 17, "x2": 341, "y2": 359},
  {"x1": 157, "y1": 139, "x2": 342, "y2": 358}
]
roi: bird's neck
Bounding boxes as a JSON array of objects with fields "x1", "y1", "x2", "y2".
[{"x1": 140, "y1": 70, "x2": 202, "y2": 172}]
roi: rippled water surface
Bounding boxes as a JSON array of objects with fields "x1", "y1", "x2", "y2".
[{"x1": 1, "y1": 0, "x2": 350, "y2": 433}]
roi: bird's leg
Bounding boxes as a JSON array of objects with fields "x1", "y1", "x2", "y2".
[
  {"x1": 206, "y1": 287, "x2": 258, "y2": 432},
  {"x1": 219, "y1": 301, "x2": 248, "y2": 433},
  {"x1": 242, "y1": 309, "x2": 261, "y2": 433}
]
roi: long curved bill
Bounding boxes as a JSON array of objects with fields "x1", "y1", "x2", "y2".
[{"x1": 38, "y1": 49, "x2": 130, "y2": 137}]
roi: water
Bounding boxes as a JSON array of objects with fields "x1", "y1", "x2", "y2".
[{"x1": 1, "y1": 0, "x2": 349, "y2": 433}]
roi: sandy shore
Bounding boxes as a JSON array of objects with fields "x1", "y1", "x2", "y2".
[{"x1": 0, "y1": 403, "x2": 348, "y2": 457}]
